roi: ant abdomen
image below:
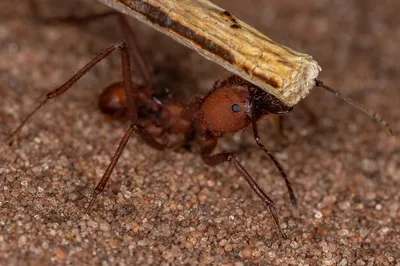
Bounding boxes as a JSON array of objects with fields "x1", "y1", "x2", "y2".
[{"x1": 98, "y1": 82, "x2": 127, "y2": 117}]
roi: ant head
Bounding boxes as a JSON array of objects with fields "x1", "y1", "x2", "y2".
[
  {"x1": 199, "y1": 85, "x2": 252, "y2": 133},
  {"x1": 198, "y1": 76, "x2": 292, "y2": 134}
]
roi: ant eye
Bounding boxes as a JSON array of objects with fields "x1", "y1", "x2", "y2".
[{"x1": 231, "y1": 103, "x2": 241, "y2": 113}]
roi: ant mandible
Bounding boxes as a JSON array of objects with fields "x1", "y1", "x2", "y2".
[{"x1": 6, "y1": 13, "x2": 394, "y2": 239}]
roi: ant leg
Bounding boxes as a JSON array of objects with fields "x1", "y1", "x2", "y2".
[
  {"x1": 42, "y1": 11, "x2": 153, "y2": 90},
  {"x1": 86, "y1": 41, "x2": 166, "y2": 212},
  {"x1": 118, "y1": 41, "x2": 164, "y2": 150},
  {"x1": 85, "y1": 127, "x2": 165, "y2": 213},
  {"x1": 201, "y1": 139, "x2": 287, "y2": 238},
  {"x1": 315, "y1": 80, "x2": 395, "y2": 135},
  {"x1": 249, "y1": 95, "x2": 297, "y2": 209},
  {"x1": 6, "y1": 42, "x2": 123, "y2": 144},
  {"x1": 85, "y1": 123, "x2": 135, "y2": 212},
  {"x1": 116, "y1": 15, "x2": 154, "y2": 89},
  {"x1": 5, "y1": 38, "x2": 163, "y2": 211}
]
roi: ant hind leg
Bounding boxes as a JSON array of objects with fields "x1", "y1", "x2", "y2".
[
  {"x1": 40, "y1": 10, "x2": 154, "y2": 91},
  {"x1": 6, "y1": 43, "x2": 121, "y2": 144},
  {"x1": 86, "y1": 41, "x2": 165, "y2": 212}
]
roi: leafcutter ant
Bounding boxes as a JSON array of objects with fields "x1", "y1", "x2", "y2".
[{"x1": 6, "y1": 13, "x2": 395, "y2": 238}]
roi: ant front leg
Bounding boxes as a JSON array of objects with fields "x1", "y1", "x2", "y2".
[
  {"x1": 200, "y1": 138, "x2": 287, "y2": 238},
  {"x1": 248, "y1": 88, "x2": 297, "y2": 209}
]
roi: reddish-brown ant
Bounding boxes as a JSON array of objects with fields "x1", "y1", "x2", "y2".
[{"x1": 6, "y1": 14, "x2": 395, "y2": 238}]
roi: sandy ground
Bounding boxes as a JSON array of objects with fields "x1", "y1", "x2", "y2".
[{"x1": 0, "y1": 0, "x2": 399, "y2": 265}]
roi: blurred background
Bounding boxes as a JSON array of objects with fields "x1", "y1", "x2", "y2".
[{"x1": 0, "y1": 0, "x2": 399, "y2": 265}]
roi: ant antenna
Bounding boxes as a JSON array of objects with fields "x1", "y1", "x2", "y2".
[{"x1": 315, "y1": 80, "x2": 395, "y2": 136}]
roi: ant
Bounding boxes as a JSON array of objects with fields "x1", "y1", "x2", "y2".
[{"x1": 6, "y1": 13, "x2": 395, "y2": 239}]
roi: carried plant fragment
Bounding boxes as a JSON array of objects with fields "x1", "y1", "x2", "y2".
[{"x1": 97, "y1": 0, "x2": 321, "y2": 106}]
